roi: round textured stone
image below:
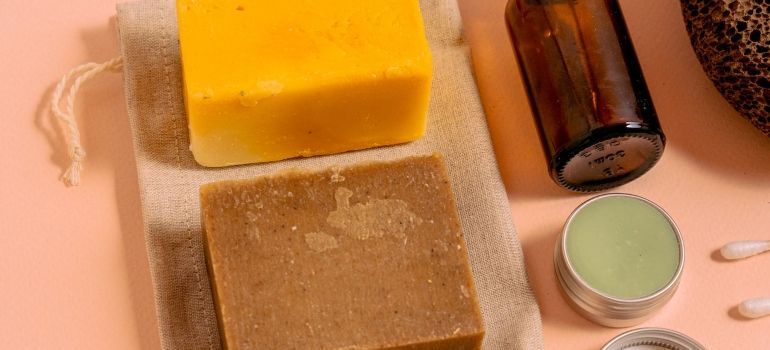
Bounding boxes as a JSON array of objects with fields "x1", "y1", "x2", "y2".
[{"x1": 681, "y1": 0, "x2": 770, "y2": 137}]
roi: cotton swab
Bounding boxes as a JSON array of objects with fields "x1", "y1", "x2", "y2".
[
  {"x1": 720, "y1": 241, "x2": 770, "y2": 320},
  {"x1": 738, "y1": 298, "x2": 770, "y2": 319},
  {"x1": 720, "y1": 240, "x2": 770, "y2": 260}
]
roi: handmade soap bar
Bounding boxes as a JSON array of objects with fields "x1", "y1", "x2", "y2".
[
  {"x1": 177, "y1": 0, "x2": 433, "y2": 167},
  {"x1": 200, "y1": 154, "x2": 484, "y2": 350}
]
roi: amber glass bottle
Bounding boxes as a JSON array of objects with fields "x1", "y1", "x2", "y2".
[{"x1": 505, "y1": 0, "x2": 665, "y2": 192}]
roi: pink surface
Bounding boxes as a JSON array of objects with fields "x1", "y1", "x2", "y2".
[{"x1": 1, "y1": 0, "x2": 768, "y2": 349}]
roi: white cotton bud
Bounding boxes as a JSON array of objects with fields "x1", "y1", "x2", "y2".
[
  {"x1": 720, "y1": 240, "x2": 770, "y2": 260},
  {"x1": 738, "y1": 298, "x2": 770, "y2": 319}
]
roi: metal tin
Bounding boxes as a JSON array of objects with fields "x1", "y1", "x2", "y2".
[
  {"x1": 554, "y1": 193, "x2": 685, "y2": 327},
  {"x1": 602, "y1": 328, "x2": 706, "y2": 350}
]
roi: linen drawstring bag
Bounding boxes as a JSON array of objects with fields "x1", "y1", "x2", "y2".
[{"x1": 50, "y1": 0, "x2": 545, "y2": 349}]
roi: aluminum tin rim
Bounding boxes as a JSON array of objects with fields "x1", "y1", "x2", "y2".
[
  {"x1": 601, "y1": 327, "x2": 706, "y2": 350},
  {"x1": 560, "y1": 193, "x2": 685, "y2": 304},
  {"x1": 553, "y1": 238, "x2": 675, "y2": 327}
]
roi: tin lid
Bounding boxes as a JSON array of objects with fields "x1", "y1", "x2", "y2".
[{"x1": 602, "y1": 328, "x2": 706, "y2": 350}]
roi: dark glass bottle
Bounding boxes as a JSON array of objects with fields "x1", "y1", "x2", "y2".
[{"x1": 505, "y1": 0, "x2": 665, "y2": 192}]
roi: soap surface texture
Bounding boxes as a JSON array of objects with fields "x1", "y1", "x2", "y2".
[
  {"x1": 200, "y1": 155, "x2": 484, "y2": 349},
  {"x1": 566, "y1": 196, "x2": 680, "y2": 299},
  {"x1": 177, "y1": 0, "x2": 433, "y2": 166}
]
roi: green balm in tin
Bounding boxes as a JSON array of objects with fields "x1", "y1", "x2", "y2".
[
  {"x1": 555, "y1": 194, "x2": 684, "y2": 327},
  {"x1": 566, "y1": 196, "x2": 680, "y2": 299}
]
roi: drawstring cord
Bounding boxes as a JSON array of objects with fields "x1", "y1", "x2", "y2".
[{"x1": 50, "y1": 56, "x2": 123, "y2": 186}]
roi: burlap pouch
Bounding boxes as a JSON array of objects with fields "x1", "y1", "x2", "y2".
[{"x1": 114, "y1": 0, "x2": 544, "y2": 348}]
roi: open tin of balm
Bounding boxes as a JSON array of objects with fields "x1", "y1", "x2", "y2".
[
  {"x1": 554, "y1": 194, "x2": 684, "y2": 327},
  {"x1": 602, "y1": 328, "x2": 706, "y2": 350}
]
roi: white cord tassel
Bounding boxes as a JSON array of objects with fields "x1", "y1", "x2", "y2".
[
  {"x1": 50, "y1": 56, "x2": 123, "y2": 186},
  {"x1": 720, "y1": 240, "x2": 770, "y2": 260},
  {"x1": 739, "y1": 298, "x2": 770, "y2": 319}
]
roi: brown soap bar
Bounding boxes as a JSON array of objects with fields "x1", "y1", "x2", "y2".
[{"x1": 200, "y1": 154, "x2": 485, "y2": 350}]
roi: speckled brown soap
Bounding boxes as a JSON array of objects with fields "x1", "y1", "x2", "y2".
[{"x1": 200, "y1": 154, "x2": 485, "y2": 350}]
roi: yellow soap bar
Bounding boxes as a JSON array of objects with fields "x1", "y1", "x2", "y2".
[{"x1": 177, "y1": 0, "x2": 433, "y2": 167}]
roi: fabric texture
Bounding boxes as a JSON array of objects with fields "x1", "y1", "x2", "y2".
[{"x1": 116, "y1": 1, "x2": 544, "y2": 349}]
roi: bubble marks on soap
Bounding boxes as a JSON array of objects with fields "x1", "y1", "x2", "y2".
[
  {"x1": 720, "y1": 240, "x2": 770, "y2": 260},
  {"x1": 739, "y1": 298, "x2": 770, "y2": 319},
  {"x1": 330, "y1": 167, "x2": 345, "y2": 183},
  {"x1": 238, "y1": 80, "x2": 284, "y2": 107},
  {"x1": 304, "y1": 231, "x2": 339, "y2": 253},
  {"x1": 326, "y1": 187, "x2": 423, "y2": 240}
]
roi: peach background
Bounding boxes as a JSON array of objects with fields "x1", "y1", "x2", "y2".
[{"x1": 1, "y1": 0, "x2": 768, "y2": 349}]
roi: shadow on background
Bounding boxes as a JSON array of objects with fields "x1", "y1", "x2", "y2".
[
  {"x1": 520, "y1": 224, "x2": 606, "y2": 342},
  {"x1": 76, "y1": 19, "x2": 162, "y2": 350},
  {"x1": 619, "y1": 1, "x2": 770, "y2": 185},
  {"x1": 728, "y1": 305, "x2": 754, "y2": 322},
  {"x1": 457, "y1": 0, "x2": 567, "y2": 200},
  {"x1": 458, "y1": 0, "x2": 770, "y2": 201}
]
